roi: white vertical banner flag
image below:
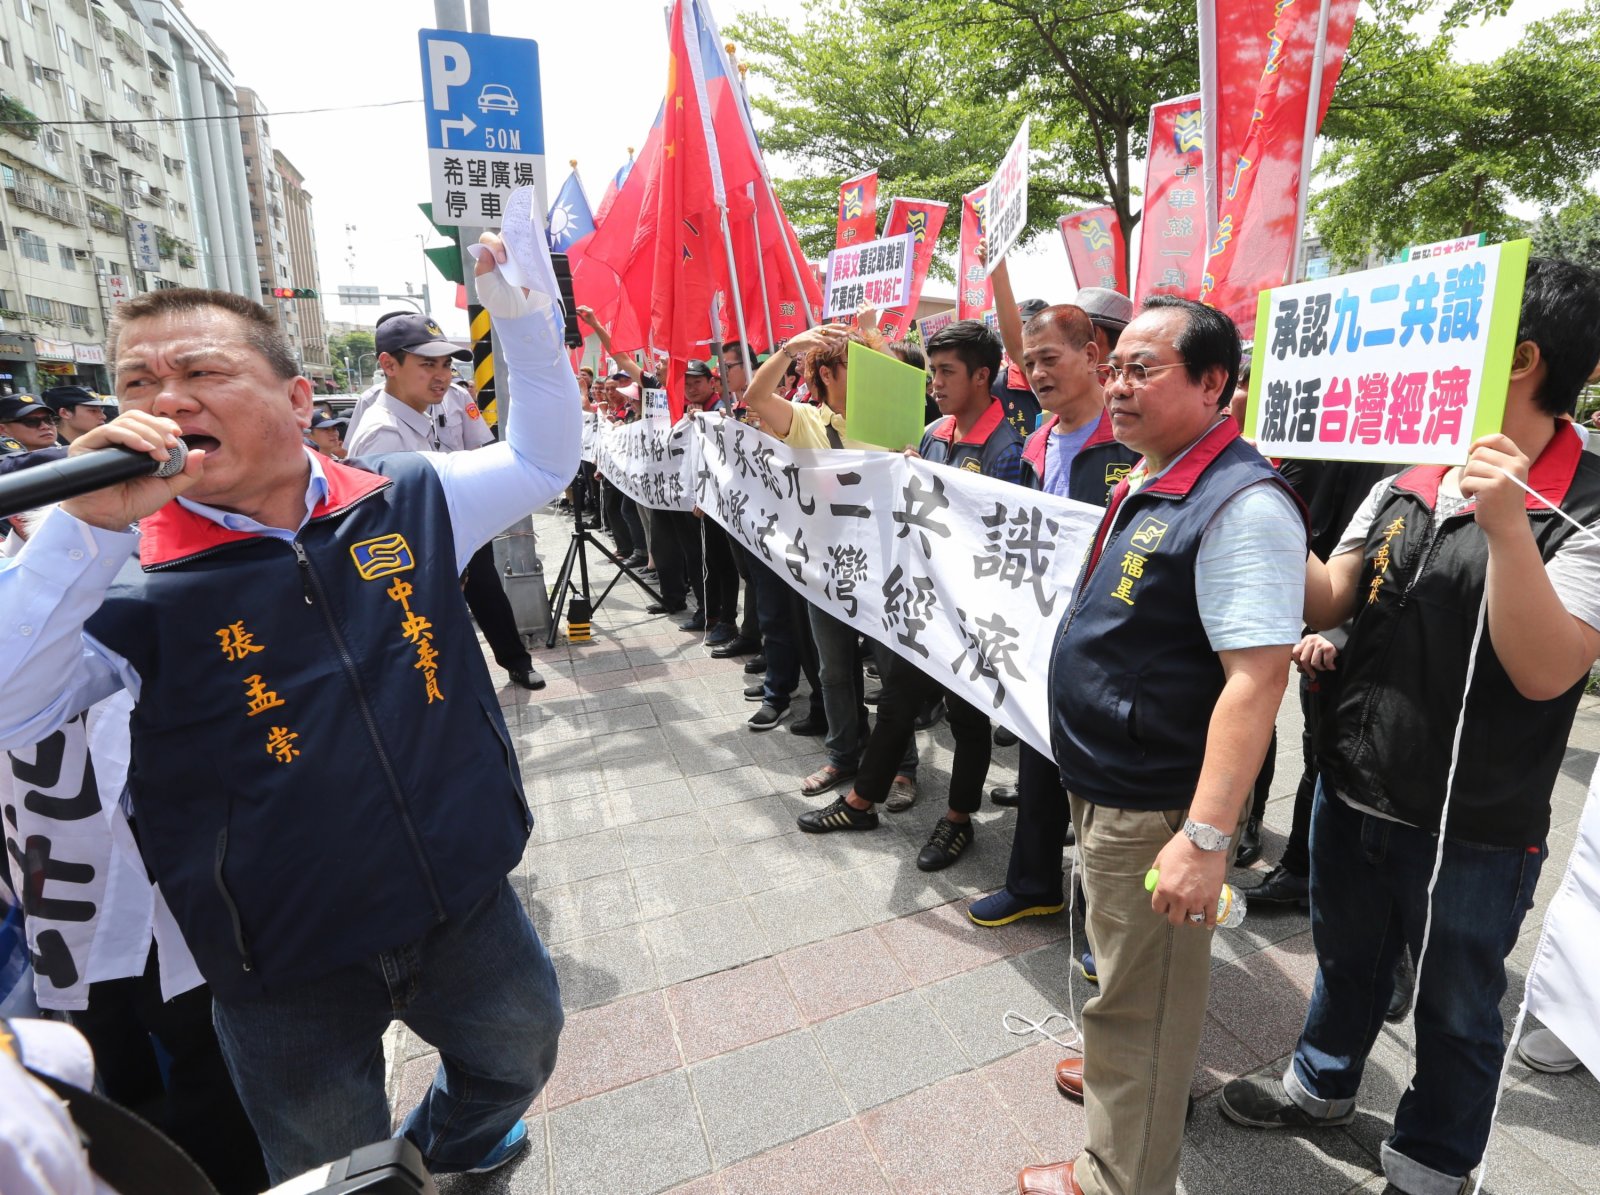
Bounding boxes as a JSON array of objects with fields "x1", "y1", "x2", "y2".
[
  {"x1": 1523, "y1": 758, "x2": 1600, "y2": 1076},
  {"x1": 590, "y1": 411, "x2": 1101, "y2": 753}
]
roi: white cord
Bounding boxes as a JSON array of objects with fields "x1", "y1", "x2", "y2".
[{"x1": 1001, "y1": 849, "x2": 1084, "y2": 1056}]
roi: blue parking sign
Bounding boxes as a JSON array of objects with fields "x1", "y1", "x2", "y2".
[{"x1": 418, "y1": 29, "x2": 545, "y2": 226}]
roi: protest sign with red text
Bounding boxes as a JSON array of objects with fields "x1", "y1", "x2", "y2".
[
  {"x1": 983, "y1": 118, "x2": 1030, "y2": 274},
  {"x1": 823, "y1": 232, "x2": 915, "y2": 319}
]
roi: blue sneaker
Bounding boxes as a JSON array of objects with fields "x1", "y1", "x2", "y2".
[
  {"x1": 968, "y1": 889, "x2": 1065, "y2": 928},
  {"x1": 704, "y1": 622, "x2": 736, "y2": 646},
  {"x1": 1078, "y1": 950, "x2": 1099, "y2": 985},
  {"x1": 467, "y1": 1120, "x2": 530, "y2": 1174}
]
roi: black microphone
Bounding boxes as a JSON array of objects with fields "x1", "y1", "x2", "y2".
[{"x1": 0, "y1": 440, "x2": 188, "y2": 519}]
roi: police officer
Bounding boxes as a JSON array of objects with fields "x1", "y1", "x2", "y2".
[{"x1": 41, "y1": 385, "x2": 116, "y2": 445}]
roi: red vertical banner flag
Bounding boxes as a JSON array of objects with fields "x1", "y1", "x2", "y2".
[
  {"x1": 836, "y1": 171, "x2": 879, "y2": 248},
  {"x1": 957, "y1": 187, "x2": 992, "y2": 321},
  {"x1": 877, "y1": 197, "x2": 948, "y2": 341},
  {"x1": 1198, "y1": 0, "x2": 1360, "y2": 327},
  {"x1": 1058, "y1": 207, "x2": 1128, "y2": 295},
  {"x1": 1135, "y1": 94, "x2": 1207, "y2": 301}
]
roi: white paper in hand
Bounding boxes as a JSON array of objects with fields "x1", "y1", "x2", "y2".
[{"x1": 465, "y1": 185, "x2": 564, "y2": 341}]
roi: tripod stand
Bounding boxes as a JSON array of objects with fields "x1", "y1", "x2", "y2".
[{"x1": 545, "y1": 474, "x2": 663, "y2": 647}]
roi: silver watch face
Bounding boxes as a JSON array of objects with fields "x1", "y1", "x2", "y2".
[{"x1": 1185, "y1": 819, "x2": 1230, "y2": 851}]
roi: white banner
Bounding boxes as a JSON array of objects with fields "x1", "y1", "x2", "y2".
[
  {"x1": 985, "y1": 117, "x2": 1031, "y2": 273},
  {"x1": 590, "y1": 411, "x2": 1101, "y2": 753},
  {"x1": 1523, "y1": 758, "x2": 1600, "y2": 1077}
]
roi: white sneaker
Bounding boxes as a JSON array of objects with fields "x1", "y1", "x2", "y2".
[{"x1": 1517, "y1": 1027, "x2": 1582, "y2": 1074}]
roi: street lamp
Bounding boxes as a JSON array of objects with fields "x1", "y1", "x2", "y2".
[{"x1": 357, "y1": 352, "x2": 377, "y2": 384}]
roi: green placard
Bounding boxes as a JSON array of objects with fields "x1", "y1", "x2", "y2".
[{"x1": 844, "y1": 340, "x2": 927, "y2": 451}]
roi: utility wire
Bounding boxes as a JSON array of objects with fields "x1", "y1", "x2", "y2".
[{"x1": 0, "y1": 98, "x2": 421, "y2": 129}]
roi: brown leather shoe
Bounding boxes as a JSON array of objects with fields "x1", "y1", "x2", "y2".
[
  {"x1": 1055, "y1": 1056, "x2": 1084, "y2": 1100},
  {"x1": 1018, "y1": 1158, "x2": 1084, "y2": 1195}
]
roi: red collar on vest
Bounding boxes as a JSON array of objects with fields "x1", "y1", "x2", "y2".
[
  {"x1": 1392, "y1": 421, "x2": 1584, "y2": 512},
  {"x1": 1139, "y1": 418, "x2": 1241, "y2": 497},
  {"x1": 139, "y1": 457, "x2": 391, "y2": 568},
  {"x1": 1005, "y1": 362, "x2": 1028, "y2": 392},
  {"x1": 1023, "y1": 409, "x2": 1118, "y2": 473},
  {"x1": 930, "y1": 399, "x2": 1007, "y2": 446}
]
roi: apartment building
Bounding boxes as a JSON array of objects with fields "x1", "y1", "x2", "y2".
[{"x1": 0, "y1": 0, "x2": 258, "y2": 393}]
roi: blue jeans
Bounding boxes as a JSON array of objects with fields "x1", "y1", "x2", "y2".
[
  {"x1": 1288, "y1": 782, "x2": 1542, "y2": 1194},
  {"x1": 807, "y1": 604, "x2": 915, "y2": 776},
  {"x1": 213, "y1": 878, "x2": 563, "y2": 1184}
]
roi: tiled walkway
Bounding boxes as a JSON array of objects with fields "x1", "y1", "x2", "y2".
[{"x1": 407, "y1": 506, "x2": 1600, "y2": 1194}]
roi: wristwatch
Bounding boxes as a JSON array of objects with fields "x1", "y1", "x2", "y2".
[{"x1": 1183, "y1": 818, "x2": 1232, "y2": 853}]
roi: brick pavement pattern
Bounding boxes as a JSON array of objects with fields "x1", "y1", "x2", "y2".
[{"x1": 401, "y1": 506, "x2": 1600, "y2": 1195}]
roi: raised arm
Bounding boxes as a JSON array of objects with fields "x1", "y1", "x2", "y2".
[
  {"x1": 740, "y1": 323, "x2": 854, "y2": 440},
  {"x1": 578, "y1": 306, "x2": 643, "y2": 388},
  {"x1": 982, "y1": 238, "x2": 1025, "y2": 375}
]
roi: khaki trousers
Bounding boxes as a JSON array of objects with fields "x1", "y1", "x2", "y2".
[{"x1": 1068, "y1": 797, "x2": 1219, "y2": 1195}]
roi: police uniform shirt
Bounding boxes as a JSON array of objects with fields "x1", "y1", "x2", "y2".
[
  {"x1": 343, "y1": 393, "x2": 447, "y2": 456},
  {"x1": 346, "y1": 383, "x2": 491, "y2": 454}
]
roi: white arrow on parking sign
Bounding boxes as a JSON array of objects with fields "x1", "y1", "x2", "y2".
[{"x1": 441, "y1": 114, "x2": 477, "y2": 146}]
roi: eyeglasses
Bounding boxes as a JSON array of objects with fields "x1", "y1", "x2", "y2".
[
  {"x1": 14, "y1": 413, "x2": 58, "y2": 428},
  {"x1": 1094, "y1": 360, "x2": 1189, "y2": 388}
]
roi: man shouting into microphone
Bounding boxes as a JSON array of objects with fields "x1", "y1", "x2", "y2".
[{"x1": 0, "y1": 232, "x2": 579, "y2": 1182}]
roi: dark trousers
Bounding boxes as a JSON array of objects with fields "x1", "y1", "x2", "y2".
[
  {"x1": 1002, "y1": 740, "x2": 1071, "y2": 904},
  {"x1": 71, "y1": 946, "x2": 268, "y2": 1195},
  {"x1": 463, "y1": 541, "x2": 532, "y2": 672},
  {"x1": 749, "y1": 549, "x2": 821, "y2": 714},
  {"x1": 1280, "y1": 671, "x2": 1321, "y2": 877},
  {"x1": 701, "y1": 522, "x2": 740, "y2": 624},
  {"x1": 661, "y1": 510, "x2": 705, "y2": 608},
  {"x1": 576, "y1": 462, "x2": 600, "y2": 519},
  {"x1": 731, "y1": 543, "x2": 761, "y2": 641},
  {"x1": 650, "y1": 508, "x2": 690, "y2": 606},
  {"x1": 1247, "y1": 727, "x2": 1278, "y2": 824},
  {"x1": 602, "y1": 486, "x2": 645, "y2": 557},
  {"x1": 855, "y1": 650, "x2": 990, "y2": 812}
]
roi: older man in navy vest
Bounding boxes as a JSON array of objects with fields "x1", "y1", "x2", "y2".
[
  {"x1": 0, "y1": 234, "x2": 579, "y2": 1183},
  {"x1": 1021, "y1": 297, "x2": 1307, "y2": 1195}
]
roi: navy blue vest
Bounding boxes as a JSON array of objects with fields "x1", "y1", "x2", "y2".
[
  {"x1": 1049, "y1": 421, "x2": 1304, "y2": 808},
  {"x1": 1019, "y1": 411, "x2": 1139, "y2": 505},
  {"x1": 86, "y1": 453, "x2": 531, "y2": 1001},
  {"x1": 919, "y1": 400, "x2": 1022, "y2": 479}
]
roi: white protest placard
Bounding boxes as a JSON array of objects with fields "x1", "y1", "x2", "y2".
[
  {"x1": 984, "y1": 117, "x2": 1030, "y2": 274},
  {"x1": 643, "y1": 387, "x2": 671, "y2": 431},
  {"x1": 823, "y1": 232, "x2": 915, "y2": 319},
  {"x1": 1248, "y1": 239, "x2": 1530, "y2": 466}
]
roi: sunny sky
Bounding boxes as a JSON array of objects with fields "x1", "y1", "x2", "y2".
[{"x1": 175, "y1": 0, "x2": 1568, "y2": 340}]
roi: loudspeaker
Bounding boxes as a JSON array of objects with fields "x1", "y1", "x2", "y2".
[{"x1": 550, "y1": 252, "x2": 583, "y2": 348}]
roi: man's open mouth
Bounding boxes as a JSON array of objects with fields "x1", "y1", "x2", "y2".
[{"x1": 181, "y1": 434, "x2": 220, "y2": 453}]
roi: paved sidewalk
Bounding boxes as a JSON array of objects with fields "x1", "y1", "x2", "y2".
[{"x1": 407, "y1": 506, "x2": 1600, "y2": 1194}]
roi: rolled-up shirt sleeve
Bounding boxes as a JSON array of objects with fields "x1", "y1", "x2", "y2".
[
  {"x1": 0, "y1": 508, "x2": 140, "y2": 750},
  {"x1": 1195, "y1": 480, "x2": 1309, "y2": 651},
  {"x1": 426, "y1": 306, "x2": 583, "y2": 572}
]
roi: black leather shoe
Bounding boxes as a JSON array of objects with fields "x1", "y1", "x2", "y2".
[
  {"x1": 646, "y1": 600, "x2": 686, "y2": 615},
  {"x1": 743, "y1": 655, "x2": 767, "y2": 675},
  {"x1": 711, "y1": 634, "x2": 761, "y2": 659},
  {"x1": 1243, "y1": 864, "x2": 1310, "y2": 907},
  {"x1": 990, "y1": 785, "x2": 1020, "y2": 807},
  {"x1": 789, "y1": 713, "x2": 826, "y2": 736},
  {"x1": 993, "y1": 725, "x2": 1018, "y2": 747},
  {"x1": 1235, "y1": 817, "x2": 1263, "y2": 868},
  {"x1": 507, "y1": 667, "x2": 546, "y2": 691},
  {"x1": 917, "y1": 817, "x2": 974, "y2": 871},
  {"x1": 914, "y1": 699, "x2": 944, "y2": 730},
  {"x1": 1387, "y1": 949, "x2": 1415, "y2": 1022}
]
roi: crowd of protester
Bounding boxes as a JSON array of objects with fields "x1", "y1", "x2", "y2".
[{"x1": 3, "y1": 237, "x2": 1600, "y2": 1195}]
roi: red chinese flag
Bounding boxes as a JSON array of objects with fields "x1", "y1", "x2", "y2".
[
  {"x1": 1058, "y1": 206, "x2": 1128, "y2": 296},
  {"x1": 1135, "y1": 94, "x2": 1207, "y2": 302},
  {"x1": 877, "y1": 197, "x2": 949, "y2": 341},
  {"x1": 1198, "y1": 0, "x2": 1359, "y2": 326},
  {"x1": 836, "y1": 171, "x2": 879, "y2": 248},
  {"x1": 571, "y1": 109, "x2": 665, "y2": 354},
  {"x1": 957, "y1": 187, "x2": 993, "y2": 321}
]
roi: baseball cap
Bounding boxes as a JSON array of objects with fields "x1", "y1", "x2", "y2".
[
  {"x1": 0, "y1": 395, "x2": 53, "y2": 422},
  {"x1": 685, "y1": 359, "x2": 714, "y2": 379},
  {"x1": 310, "y1": 413, "x2": 347, "y2": 429},
  {"x1": 374, "y1": 313, "x2": 471, "y2": 360},
  {"x1": 1075, "y1": 287, "x2": 1134, "y2": 332},
  {"x1": 41, "y1": 384, "x2": 113, "y2": 410},
  {"x1": 608, "y1": 371, "x2": 632, "y2": 382},
  {"x1": 1017, "y1": 298, "x2": 1049, "y2": 320}
]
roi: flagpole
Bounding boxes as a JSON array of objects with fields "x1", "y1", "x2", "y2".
[
  {"x1": 747, "y1": 183, "x2": 777, "y2": 348},
  {"x1": 1289, "y1": 0, "x2": 1333, "y2": 284},
  {"x1": 719, "y1": 207, "x2": 755, "y2": 376}
]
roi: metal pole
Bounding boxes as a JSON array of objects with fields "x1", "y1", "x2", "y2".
[
  {"x1": 1288, "y1": 0, "x2": 1332, "y2": 284},
  {"x1": 718, "y1": 208, "x2": 754, "y2": 378},
  {"x1": 747, "y1": 183, "x2": 776, "y2": 349},
  {"x1": 418, "y1": 235, "x2": 434, "y2": 317}
]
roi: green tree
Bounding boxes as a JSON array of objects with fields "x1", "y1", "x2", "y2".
[
  {"x1": 1311, "y1": 0, "x2": 1600, "y2": 266},
  {"x1": 1530, "y1": 193, "x2": 1600, "y2": 274},
  {"x1": 328, "y1": 329, "x2": 376, "y2": 390}
]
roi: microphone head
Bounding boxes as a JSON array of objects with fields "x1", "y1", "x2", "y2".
[{"x1": 153, "y1": 438, "x2": 189, "y2": 479}]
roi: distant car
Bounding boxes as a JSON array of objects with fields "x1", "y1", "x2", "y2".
[{"x1": 477, "y1": 84, "x2": 518, "y2": 116}]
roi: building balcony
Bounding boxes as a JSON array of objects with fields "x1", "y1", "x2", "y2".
[{"x1": 6, "y1": 181, "x2": 84, "y2": 229}]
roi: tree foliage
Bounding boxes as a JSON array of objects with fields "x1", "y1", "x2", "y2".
[
  {"x1": 1530, "y1": 194, "x2": 1600, "y2": 275},
  {"x1": 1312, "y1": 0, "x2": 1600, "y2": 265}
]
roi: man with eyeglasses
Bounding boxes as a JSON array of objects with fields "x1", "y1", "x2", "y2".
[
  {"x1": 0, "y1": 395, "x2": 62, "y2": 452},
  {"x1": 1020, "y1": 296, "x2": 1306, "y2": 1195}
]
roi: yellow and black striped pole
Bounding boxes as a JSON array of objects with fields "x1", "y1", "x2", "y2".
[{"x1": 470, "y1": 302, "x2": 497, "y2": 427}]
